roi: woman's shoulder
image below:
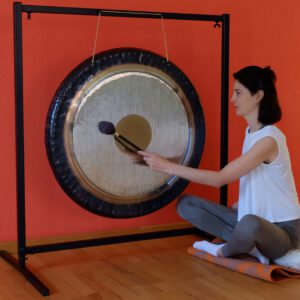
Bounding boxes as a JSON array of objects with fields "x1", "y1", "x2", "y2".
[
  {"x1": 257, "y1": 125, "x2": 287, "y2": 149},
  {"x1": 262, "y1": 125, "x2": 285, "y2": 138},
  {"x1": 246, "y1": 125, "x2": 286, "y2": 144}
]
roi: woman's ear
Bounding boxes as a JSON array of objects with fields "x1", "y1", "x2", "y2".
[{"x1": 256, "y1": 90, "x2": 264, "y2": 103}]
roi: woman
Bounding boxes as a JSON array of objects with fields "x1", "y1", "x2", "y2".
[{"x1": 138, "y1": 66, "x2": 300, "y2": 264}]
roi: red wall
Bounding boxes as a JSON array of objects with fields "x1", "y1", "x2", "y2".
[{"x1": 1, "y1": 0, "x2": 300, "y2": 241}]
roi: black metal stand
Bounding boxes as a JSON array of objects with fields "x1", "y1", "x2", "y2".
[{"x1": 0, "y1": 2, "x2": 230, "y2": 296}]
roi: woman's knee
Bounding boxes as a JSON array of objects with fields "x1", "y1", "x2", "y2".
[
  {"x1": 176, "y1": 195, "x2": 192, "y2": 219},
  {"x1": 235, "y1": 214, "x2": 264, "y2": 239},
  {"x1": 176, "y1": 194, "x2": 205, "y2": 219}
]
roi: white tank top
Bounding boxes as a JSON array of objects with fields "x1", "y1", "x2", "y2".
[{"x1": 238, "y1": 125, "x2": 300, "y2": 222}]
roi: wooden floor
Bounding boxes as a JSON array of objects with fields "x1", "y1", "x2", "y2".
[{"x1": 1, "y1": 235, "x2": 300, "y2": 299}]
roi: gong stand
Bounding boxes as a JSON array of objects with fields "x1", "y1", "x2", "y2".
[{"x1": 0, "y1": 2, "x2": 230, "y2": 296}]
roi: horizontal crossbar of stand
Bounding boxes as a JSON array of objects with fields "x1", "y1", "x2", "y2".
[
  {"x1": 21, "y1": 3, "x2": 224, "y2": 22},
  {"x1": 25, "y1": 227, "x2": 211, "y2": 254}
]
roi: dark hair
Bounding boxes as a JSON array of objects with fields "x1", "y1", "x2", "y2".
[{"x1": 233, "y1": 66, "x2": 281, "y2": 124}]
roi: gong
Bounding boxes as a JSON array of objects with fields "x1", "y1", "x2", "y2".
[{"x1": 46, "y1": 48, "x2": 205, "y2": 218}]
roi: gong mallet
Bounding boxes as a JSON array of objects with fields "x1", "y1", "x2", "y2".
[{"x1": 98, "y1": 121, "x2": 143, "y2": 152}]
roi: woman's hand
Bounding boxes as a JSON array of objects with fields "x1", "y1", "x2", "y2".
[
  {"x1": 138, "y1": 151, "x2": 174, "y2": 173},
  {"x1": 231, "y1": 201, "x2": 238, "y2": 210}
]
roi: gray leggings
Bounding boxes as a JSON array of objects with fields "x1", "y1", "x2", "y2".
[{"x1": 177, "y1": 195, "x2": 300, "y2": 260}]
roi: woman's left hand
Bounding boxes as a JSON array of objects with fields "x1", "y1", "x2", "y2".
[{"x1": 138, "y1": 151, "x2": 174, "y2": 173}]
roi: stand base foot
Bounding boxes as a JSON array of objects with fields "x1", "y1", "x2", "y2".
[{"x1": 0, "y1": 250, "x2": 49, "y2": 296}]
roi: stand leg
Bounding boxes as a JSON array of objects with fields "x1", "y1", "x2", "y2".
[{"x1": 0, "y1": 250, "x2": 50, "y2": 296}]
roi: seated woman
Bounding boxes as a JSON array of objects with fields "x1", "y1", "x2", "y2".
[{"x1": 138, "y1": 66, "x2": 300, "y2": 264}]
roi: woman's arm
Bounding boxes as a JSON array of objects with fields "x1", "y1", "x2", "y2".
[{"x1": 138, "y1": 136, "x2": 278, "y2": 188}]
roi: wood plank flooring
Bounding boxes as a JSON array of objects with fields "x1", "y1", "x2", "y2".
[{"x1": 1, "y1": 235, "x2": 300, "y2": 299}]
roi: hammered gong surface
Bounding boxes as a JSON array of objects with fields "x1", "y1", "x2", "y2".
[{"x1": 69, "y1": 68, "x2": 189, "y2": 202}]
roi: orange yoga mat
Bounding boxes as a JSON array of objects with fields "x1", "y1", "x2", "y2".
[{"x1": 187, "y1": 247, "x2": 300, "y2": 282}]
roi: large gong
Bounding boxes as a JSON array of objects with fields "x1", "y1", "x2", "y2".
[{"x1": 46, "y1": 48, "x2": 205, "y2": 218}]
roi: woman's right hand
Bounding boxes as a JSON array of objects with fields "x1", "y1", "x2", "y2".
[{"x1": 231, "y1": 201, "x2": 238, "y2": 210}]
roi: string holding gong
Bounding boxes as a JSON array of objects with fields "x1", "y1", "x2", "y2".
[{"x1": 45, "y1": 48, "x2": 205, "y2": 218}]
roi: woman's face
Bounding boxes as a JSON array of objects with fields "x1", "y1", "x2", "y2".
[{"x1": 231, "y1": 80, "x2": 262, "y2": 118}]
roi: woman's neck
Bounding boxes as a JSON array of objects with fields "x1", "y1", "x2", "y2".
[{"x1": 245, "y1": 116, "x2": 263, "y2": 133}]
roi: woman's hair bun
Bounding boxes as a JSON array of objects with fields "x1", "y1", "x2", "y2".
[{"x1": 263, "y1": 66, "x2": 276, "y2": 82}]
